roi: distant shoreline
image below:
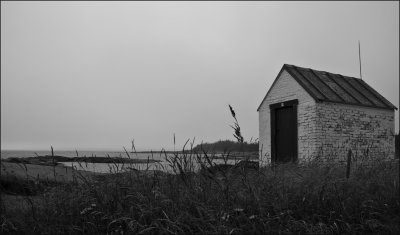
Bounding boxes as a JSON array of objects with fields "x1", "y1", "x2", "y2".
[
  {"x1": 2, "y1": 151, "x2": 259, "y2": 166},
  {"x1": 3, "y1": 155, "x2": 161, "y2": 166}
]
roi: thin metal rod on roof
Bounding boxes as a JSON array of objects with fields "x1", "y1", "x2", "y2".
[{"x1": 358, "y1": 40, "x2": 362, "y2": 80}]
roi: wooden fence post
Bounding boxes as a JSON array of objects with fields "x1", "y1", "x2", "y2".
[{"x1": 51, "y1": 146, "x2": 56, "y2": 181}]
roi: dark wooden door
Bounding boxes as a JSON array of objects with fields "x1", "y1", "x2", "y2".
[{"x1": 274, "y1": 106, "x2": 297, "y2": 163}]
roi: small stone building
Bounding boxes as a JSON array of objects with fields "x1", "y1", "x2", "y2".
[{"x1": 257, "y1": 64, "x2": 397, "y2": 165}]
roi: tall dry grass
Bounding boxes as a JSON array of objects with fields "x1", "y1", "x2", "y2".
[{"x1": 1, "y1": 144, "x2": 399, "y2": 234}]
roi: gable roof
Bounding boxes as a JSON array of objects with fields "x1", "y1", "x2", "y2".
[{"x1": 257, "y1": 64, "x2": 397, "y2": 111}]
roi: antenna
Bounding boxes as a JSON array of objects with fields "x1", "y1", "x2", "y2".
[{"x1": 358, "y1": 40, "x2": 362, "y2": 80}]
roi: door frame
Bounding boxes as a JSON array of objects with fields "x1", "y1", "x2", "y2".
[{"x1": 270, "y1": 99, "x2": 298, "y2": 164}]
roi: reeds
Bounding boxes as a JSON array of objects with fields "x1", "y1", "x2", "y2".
[
  {"x1": 229, "y1": 105, "x2": 244, "y2": 143},
  {"x1": 1, "y1": 143, "x2": 399, "y2": 234}
]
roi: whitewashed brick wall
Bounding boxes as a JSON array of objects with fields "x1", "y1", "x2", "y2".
[
  {"x1": 314, "y1": 102, "x2": 395, "y2": 161},
  {"x1": 258, "y1": 70, "x2": 317, "y2": 165}
]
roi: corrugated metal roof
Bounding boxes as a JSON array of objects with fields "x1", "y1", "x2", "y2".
[{"x1": 257, "y1": 64, "x2": 397, "y2": 111}]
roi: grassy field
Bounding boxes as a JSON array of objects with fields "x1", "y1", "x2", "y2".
[{"x1": 1, "y1": 150, "x2": 399, "y2": 234}]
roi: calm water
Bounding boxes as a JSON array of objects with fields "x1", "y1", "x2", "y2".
[{"x1": 1, "y1": 150, "x2": 244, "y2": 173}]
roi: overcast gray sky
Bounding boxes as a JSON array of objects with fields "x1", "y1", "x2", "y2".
[{"x1": 1, "y1": 1, "x2": 399, "y2": 151}]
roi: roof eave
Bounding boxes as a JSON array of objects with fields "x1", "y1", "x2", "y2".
[{"x1": 317, "y1": 99, "x2": 397, "y2": 111}]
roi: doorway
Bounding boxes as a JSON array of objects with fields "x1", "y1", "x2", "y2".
[{"x1": 270, "y1": 100, "x2": 298, "y2": 163}]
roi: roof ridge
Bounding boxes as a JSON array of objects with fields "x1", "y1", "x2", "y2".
[{"x1": 284, "y1": 64, "x2": 362, "y2": 81}]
